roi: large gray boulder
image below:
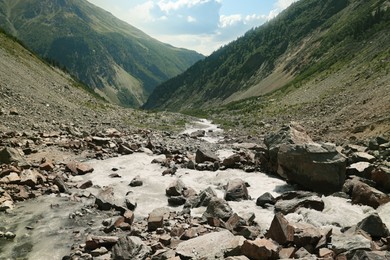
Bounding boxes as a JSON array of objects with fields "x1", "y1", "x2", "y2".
[
  {"x1": 203, "y1": 197, "x2": 234, "y2": 221},
  {"x1": 264, "y1": 123, "x2": 313, "y2": 174},
  {"x1": 176, "y1": 230, "x2": 244, "y2": 259},
  {"x1": 277, "y1": 142, "x2": 346, "y2": 193},
  {"x1": 195, "y1": 149, "x2": 219, "y2": 163},
  {"x1": 224, "y1": 178, "x2": 249, "y2": 201}
]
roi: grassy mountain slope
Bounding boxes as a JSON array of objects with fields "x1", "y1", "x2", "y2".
[
  {"x1": 0, "y1": 0, "x2": 204, "y2": 107},
  {"x1": 144, "y1": 0, "x2": 390, "y2": 111}
]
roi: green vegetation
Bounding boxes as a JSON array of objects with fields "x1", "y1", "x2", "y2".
[
  {"x1": 0, "y1": 0, "x2": 203, "y2": 107},
  {"x1": 144, "y1": 0, "x2": 390, "y2": 111}
]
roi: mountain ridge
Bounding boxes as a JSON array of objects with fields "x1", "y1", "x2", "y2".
[{"x1": 0, "y1": 0, "x2": 204, "y2": 107}]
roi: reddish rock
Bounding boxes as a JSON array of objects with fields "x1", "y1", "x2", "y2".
[
  {"x1": 66, "y1": 161, "x2": 94, "y2": 175},
  {"x1": 85, "y1": 235, "x2": 119, "y2": 250},
  {"x1": 319, "y1": 248, "x2": 335, "y2": 258},
  {"x1": 266, "y1": 213, "x2": 294, "y2": 245},
  {"x1": 278, "y1": 247, "x2": 295, "y2": 259},
  {"x1": 39, "y1": 161, "x2": 55, "y2": 171},
  {"x1": 344, "y1": 178, "x2": 390, "y2": 208},
  {"x1": 181, "y1": 228, "x2": 198, "y2": 240},
  {"x1": 241, "y1": 238, "x2": 280, "y2": 260}
]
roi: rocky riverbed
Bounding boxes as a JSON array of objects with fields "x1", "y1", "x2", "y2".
[{"x1": 0, "y1": 119, "x2": 389, "y2": 260}]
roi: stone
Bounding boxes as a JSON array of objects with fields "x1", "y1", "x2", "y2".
[
  {"x1": 264, "y1": 123, "x2": 313, "y2": 174},
  {"x1": 65, "y1": 161, "x2": 94, "y2": 175},
  {"x1": 129, "y1": 175, "x2": 143, "y2": 187},
  {"x1": 222, "y1": 154, "x2": 241, "y2": 168},
  {"x1": 79, "y1": 180, "x2": 93, "y2": 189},
  {"x1": 19, "y1": 169, "x2": 38, "y2": 187},
  {"x1": 319, "y1": 248, "x2": 335, "y2": 258},
  {"x1": 148, "y1": 212, "x2": 164, "y2": 231},
  {"x1": 195, "y1": 149, "x2": 219, "y2": 163},
  {"x1": 266, "y1": 213, "x2": 294, "y2": 245},
  {"x1": 85, "y1": 235, "x2": 119, "y2": 250},
  {"x1": 91, "y1": 247, "x2": 109, "y2": 257},
  {"x1": 202, "y1": 197, "x2": 234, "y2": 221},
  {"x1": 356, "y1": 213, "x2": 390, "y2": 239},
  {"x1": 344, "y1": 178, "x2": 390, "y2": 208},
  {"x1": 176, "y1": 230, "x2": 243, "y2": 259},
  {"x1": 292, "y1": 222, "x2": 322, "y2": 247},
  {"x1": 190, "y1": 130, "x2": 206, "y2": 138},
  {"x1": 371, "y1": 166, "x2": 390, "y2": 192},
  {"x1": 180, "y1": 227, "x2": 198, "y2": 240},
  {"x1": 124, "y1": 193, "x2": 137, "y2": 211},
  {"x1": 95, "y1": 187, "x2": 121, "y2": 211},
  {"x1": 166, "y1": 179, "x2": 186, "y2": 197},
  {"x1": 225, "y1": 178, "x2": 249, "y2": 201},
  {"x1": 277, "y1": 142, "x2": 346, "y2": 193},
  {"x1": 4, "y1": 231, "x2": 16, "y2": 239},
  {"x1": 111, "y1": 236, "x2": 151, "y2": 260},
  {"x1": 0, "y1": 147, "x2": 29, "y2": 167},
  {"x1": 54, "y1": 176, "x2": 70, "y2": 194},
  {"x1": 274, "y1": 191, "x2": 324, "y2": 214},
  {"x1": 256, "y1": 192, "x2": 276, "y2": 208},
  {"x1": 185, "y1": 186, "x2": 217, "y2": 208},
  {"x1": 0, "y1": 172, "x2": 21, "y2": 184},
  {"x1": 241, "y1": 238, "x2": 280, "y2": 260},
  {"x1": 168, "y1": 196, "x2": 186, "y2": 206},
  {"x1": 351, "y1": 152, "x2": 376, "y2": 163},
  {"x1": 159, "y1": 235, "x2": 171, "y2": 246},
  {"x1": 123, "y1": 210, "x2": 134, "y2": 225},
  {"x1": 331, "y1": 232, "x2": 371, "y2": 255},
  {"x1": 278, "y1": 247, "x2": 295, "y2": 259},
  {"x1": 294, "y1": 247, "x2": 312, "y2": 259},
  {"x1": 225, "y1": 213, "x2": 247, "y2": 232},
  {"x1": 351, "y1": 250, "x2": 390, "y2": 260},
  {"x1": 39, "y1": 161, "x2": 55, "y2": 171},
  {"x1": 347, "y1": 162, "x2": 373, "y2": 178}
]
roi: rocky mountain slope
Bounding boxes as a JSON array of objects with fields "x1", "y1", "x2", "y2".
[
  {"x1": 143, "y1": 0, "x2": 389, "y2": 138},
  {"x1": 0, "y1": 0, "x2": 204, "y2": 107}
]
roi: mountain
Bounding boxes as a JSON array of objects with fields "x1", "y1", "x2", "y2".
[
  {"x1": 144, "y1": 0, "x2": 390, "y2": 111},
  {"x1": 0, "y1": 0, "x2": 204, "y2": 107}
]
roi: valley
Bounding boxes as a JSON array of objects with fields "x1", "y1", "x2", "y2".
[{"x1": 0, "y1": 0, "x2": 389, "y2": 259}]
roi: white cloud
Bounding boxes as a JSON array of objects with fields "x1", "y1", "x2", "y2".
[{"x1": 275, "y1": 0, "x2": 298, "y2": 9}]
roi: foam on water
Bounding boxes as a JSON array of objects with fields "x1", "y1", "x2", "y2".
[{"x1": 181, "y1": 118, "x2": 223, "y2": 143}]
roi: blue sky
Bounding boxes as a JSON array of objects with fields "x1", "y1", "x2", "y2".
[{"x1": 86, "y1": 0, "x2": 298, "y2": 55}]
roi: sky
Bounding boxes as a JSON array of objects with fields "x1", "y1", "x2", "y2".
[{"x1": 86, "y1": 0, "x2": 299, "y2": 55}]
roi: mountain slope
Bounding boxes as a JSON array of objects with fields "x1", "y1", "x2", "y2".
[
  {"x1": 144, "y1": 0, "x2": 390, "y2": 110},
  {"x1": 0, "y1": 0, "x2": 203, "y2": 107}
]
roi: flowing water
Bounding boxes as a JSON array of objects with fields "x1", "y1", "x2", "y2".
[{"x1": 1, "y1": 119, "x2": 390, "y2": 259}]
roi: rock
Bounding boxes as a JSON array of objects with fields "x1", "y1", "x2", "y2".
[
  {"x1": 91, "y1": 247, "x2": 109, "y2": 257},
  {"x1": 241, "y1": 238, "x2": 280, "y2": 260},
  {"x1": 180, "y1": 227, "x2": 198, "y2": 240},
  {"x1": 168, "y1": 196, "x2": 186, "y2": 206},
  {"x1": 111, "y1": 236, "x2": 151, "y2": 260},
  {"x1": 176, "y1": 230, "x2": 243, "y2": 259},
  {"x1": 318, "y1": 248, "x2": 335, "y2": 259},
  {"x1": 148, "y1": 211, "x2": 164, "y2": 231},
  {"x1": 0, "y1": 147, "x2": 29, "y2": 167},
  {"x1": 4, "y1": 231, "x2": 16, "y2": 239},
  {"x1": 278, "y1": 247, "x2": 295, "y2": 259},
  {"x1": 371, "y1": 166, "x2": 390, "y2": 192},
  {"x1": 0, "y1": 172, "x2": 21, "y2": 184},
  {"x1": 351, "y1": 152, "x2": 376, "y2": 163},
  {"x1": 266, "y1": 213, "x2": 294, "y2": 245},
  {"x1": 166, "y1": 179, "x2": 186, "y2": 197},
  {"x1": 65, "y1": 161, "x2": 94, "y2": 175},
  {"x1": 344, "y1": 178, "x2": 390, "y2": 208},
  {"x1": 39, "y1": 161, "x2": 55, "y2": 171},
  {"x1": 277, "y1": 142, "x2": 346, "y2": 193},
  {"x1": 222, "y1": 154, "x2": 241, "y2": 168},
  {"x1": 95, "y1": 187, "x2": 121, "y2": 211},
  {"x1": 331, "y1": 232, "x2": 371, "y2": 255},
  {"x1": 256, "y1": 192, "x2": 276, "y2": 208},
  {"x1": 124, "y1": 193, "x2": 137, "y2": 211},
  {"x1": 347, "y1": 162, "x2": 373, "y2": 178},
  {"x1": 123, "y1": 210, "x2": 134, "y2": 225},
  {"x1": 195, "y1": 149, "x2": 219, "y2": 163},
  {"x1": 224, "y1": 178, "x2": 249, "y2": 201},
  {"x1": 291, "y1": 222, "x2": 322, "y2": 247},
  {"x1": 203, "y1": 197, "x2": 234, "y2": 221},
  {"x1": 19, "y1": 169, "x2": 38, "y2": 187},
  {"x1": 225, "y1": 213, "x2": 247, "y2": 232},
  {"x1": 54, "y1": 176, "x2": 70, "y2": 194},
  {"x1": 159, "y1": 235, "x2": 171, "y2": 246},
  {"x1": 85, "y1": 235, "x2": 119, "y2": 250},
  {"x1": 274, "y1": 191, "x2": 324, "y2": 214},
  {"x1": 190, "y1": 130, "x2": 205, "y2": 138},
  {"x1": 356, "y1": 213, "x2": 390, "y2": 239},
  {"x1": 185, "y1": 186, "x2": 217, "y2": 208},
  {"x1": 79, "y1": 180, "x2": 93, "y2": 189},
  {"x1": 129, "y1": 175, "x2": 143, "y2": 187},
  {"x1": 151, "y1": 249, "x2": 176, "y2": 260},
  {"x1": 351, "y1": 250, "x2": 390, "y2": 260},
  {"x1": 225, "y1": 257, "x2": 250, "y2": 260},
  {"x1": 264, "y1": 123, "x2": 313, "y2": 174},
  {"x1": 294, "y1": 247, "x2": 313, "y2": 259}
]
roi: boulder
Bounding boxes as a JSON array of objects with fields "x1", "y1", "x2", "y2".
[
  {"x1": 148, "y1": 210, "x2": 164, "y2": 231},
  {"x1": 185, "y1": 186, "x2": 217, "y2": 208},
  {"x1": 111, "y1": 236, "x2": 151, "y2": 260},
  {"x1": 168, "y1": 196, "x2": 186, "y2": 206},
  {"x1": 124, "y1": 193, "x2": 137, "y2": 211},
  {"x1": 351, "y1": 250, "x2": 390, "y2": 260},
  {"x1": 203, "y1": 197, "x2": 234, "y2": 221},
  {"x1": 241, "y1": 239, "x2": 280, "y2": 260},
  {"x1": 256, "y1": 192, "x2": 276, "y2": 208},
  {"x1": 356, "y1": 213, "x2": 390, "y2": 239},
  {"x1": 291, "y1": 222, "x2": 322, "y2": 247},
  {"x1": 347, "y1": 162, "x2": 373, "y2": 178},
  {"x1": 264, "y1": 123, "x2": 313, "y2": 174},
  {"x1": 195, "y1": 149, "x2": 219, "y2": 163},
  {"x1": 66, "y1": 161, "x2": 94, "y2": 175},
  {"x1": 95, "y1": 187, "x2": 123, "y2": 212},
  {"x1": 190, "y1": 130, "x2": 205, "y2": 138},
  {"x1": 274, "y1": 191, "x2": 324, "y2": 214},
  {"x1": 344, "y1": 178, "x2": 390, "y2": 208},
  {"x1": 19, "y1": 169, "x2": 38, "y2": 187},
  {"x1": 0, "y1": 147, "x2": 29, "y2": 167},
  {"x1": 331, "y1": 232, "x2": 371, "y2": 255},
  {"x1": 225, "y1": 178, "x2": 249, "y2": 201},
  {"x1": 277, "y1": 142, "x2": 346, "y2": 193},
  {"x1": 176, "y1": 230, "x2": 244, "y2": 259},
  {"x1": 351, "y1": 152, "x2": 376, "y2": 163},
  {"x1": 85, "y1": 235, "x2": 119, "y2": 250}
]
